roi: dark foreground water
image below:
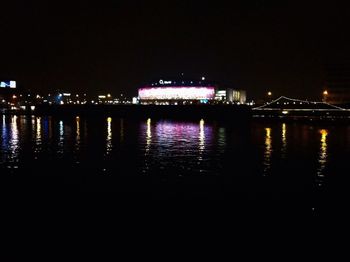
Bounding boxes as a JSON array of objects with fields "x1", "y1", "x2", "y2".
[{"x1": 1, "y1": 114, "x2": 349, "y2": 214}]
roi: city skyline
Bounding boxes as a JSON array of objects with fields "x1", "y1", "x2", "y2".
[
  {"x1": 1, "y1": 0, "x2": 350, "y2": 227},
  {"x1": 1, "y1": 1, "x2": 350, "y2": 99}
]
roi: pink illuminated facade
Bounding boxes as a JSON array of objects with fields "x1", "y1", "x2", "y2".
[{"x1": 138, "y1": 86, "x2": 216, "y2": 101}]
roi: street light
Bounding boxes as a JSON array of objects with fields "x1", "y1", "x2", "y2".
[
  {"x1": 323, "y1": 90, "x2": 328, "y2": 102},
  {"x1": 266, "y1": 91, "x2": 273, "y2": 104}
]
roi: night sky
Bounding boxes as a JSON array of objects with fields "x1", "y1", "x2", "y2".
[{"x1": 1, "y1": 0, "x2": 349, "y2": 100}]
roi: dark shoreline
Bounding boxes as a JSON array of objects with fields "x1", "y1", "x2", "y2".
[
  {"x1": 1, "y1": 104, "x2": 350, "y2": 123},
  {"x1": 11, "y1": 104, "x2": 252, "y2": 121}
]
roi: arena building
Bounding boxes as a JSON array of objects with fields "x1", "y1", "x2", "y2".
[{"x1": 138, "y1": 79, "x2": 216, "y2": 104}]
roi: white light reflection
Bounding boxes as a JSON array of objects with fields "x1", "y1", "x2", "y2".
[
  {"x1": 199, "y1": 119, "x2": 205, "y2": 160},
  {"x1": 263, "y1": 127, "x2": 272, "y2": 176},
  {"x1": 58, "y1": 120, "x2": 64, "y2": 154},
  {"x1": 9, "y1": 115, "x2": 19, "y2": 166},
  {"x1": 34, "y1": 117, "x2": 42, "y2": 156},
  {"x1": 146, "y1": 118, "x2": 152, "y2": 153},
  {"x1": 142, "y1": 118, "x2": 152, "y2": 174},
  {"x1": 316, "y1": 129, "x2": 328, "y2": 188},
  {"x1": 31, "y1": 115, "x2": 36, "y2": 139},
  {"x1": 106, "y1": 117, "x2": 112, "y2": 154}
]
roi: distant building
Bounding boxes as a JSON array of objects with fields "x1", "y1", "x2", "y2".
[
  {"x1": 139, "y1": 78, "x2": 247, "y2": 105},
  {"x1": 0, "y1": 81, "x2": 16, "y2": 89},
  {"x1": 323, "y1": 62, "x2": 350, "y2": 105},
  {"x1": 44, "y1": 91, "x2": 88, "y2": 105},
  {"x1": 0, "y1": 80, "x2": 18, "y2": 107},
  {"x1": 226, "y1": 89, "x2": 247, "y2": 104},
  {"x1": 215, "y1": 89, "x2": 246, "y2": 104},
  {"x1": 138, "y1": 78, "x2": 216, "y2": 104},
  {"x1": 215, "y1": 90, "x2": 226, "y2": 101}
]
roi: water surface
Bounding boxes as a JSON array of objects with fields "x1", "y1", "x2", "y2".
[{"x1": 1, "y1": 115, "x2": 349, "y2": 211}]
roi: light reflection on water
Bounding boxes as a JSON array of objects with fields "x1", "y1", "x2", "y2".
[
  {"x1": 199, "y1": 119, "x2": 205, "y2": 160},
  {"x1": 1, "y1": 115, "x2": 8, "y2": 164},
  {"x1": 146, "y1": 118, "x2": 151, "y2": 153},
  {"x1": 36, "y1": 117, "x2": 42, "y2": 141},
  {"x1": 9, "y1": 116, "x2": 19, "y2": 165},
  {"x1": 143, "y1": 118, "x2": 152, "y2": 173},
  {"x1": 0, "y1": 115, "x2": 349, "y2": 195},
  {"x1": 75, "y1": 116, "x2": 80, "y2": 152},
  {"x1": 34, "y1": 117, "x2": 42, "y2": 157},
  {"x1": 106, "y1": 117, "x2": 112, "y2": 155},
  {"x1": 58, "y1": 120, "x2": 64, "y2": 155},
  {"x1": 217, "y1": 127, "x2": 226, "y2": 154},
  {"x1": 140, "y1": 119, "x2": 213, "y2": 173},
  {"x1": 281, "y1": 123, "x2": 287, "y2": 159},
  {"x1": 316, "y1": 129, "x2": 328, "y2": 188},
  {"x1": 48, "y1": 117, "x2": 53, "y2": 141},
  {"x1": 0, "y1": 115, "x2": 20, "y2": 167},
  {"x1": 263, "y1": 127, "x2": 272, "y2": 176}
]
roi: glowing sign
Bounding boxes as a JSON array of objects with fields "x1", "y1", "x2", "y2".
[
  {"x1": 139, "y1": 86, "x2": 215, "y2": 100},
  {"x1": 0, "y1": 81, "x2": 16, "y2": 88},
  {"x1": 159, "y1": 80, "x2": 172, "y2": 85}
]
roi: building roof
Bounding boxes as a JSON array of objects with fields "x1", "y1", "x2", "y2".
[{"x1": 143, "y1": 78, "x2": 217, "y2": 88}]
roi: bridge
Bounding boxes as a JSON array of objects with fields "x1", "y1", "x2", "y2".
[{"x1": 252, "y1": 96, "x2": 350, "y2": 119}]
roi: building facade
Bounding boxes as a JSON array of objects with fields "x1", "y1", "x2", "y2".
[
  {"x1": 138, "y1": 79, "x2": 216, "y2": 104},
  {"x1": 215, "y1": 89, "x2": 247, "y2": 104}
]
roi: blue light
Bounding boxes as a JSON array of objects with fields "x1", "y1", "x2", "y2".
[
  {"x1": 55, "y1": 94, "x2": 63, "y2": 104},
  {"x1": 0, "y1": 81, "x2": 16, "y2": 88}
]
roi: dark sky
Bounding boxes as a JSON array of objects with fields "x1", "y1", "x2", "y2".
[{"x1": 1, "y1": 0, "x2": 350, "y2": 99}]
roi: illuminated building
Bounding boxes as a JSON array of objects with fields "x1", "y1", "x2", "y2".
[
  {"x1": 44, "y1": 91, "x2": 88, "y2": 105},
  {"x1": 0, "y1": 81, "x2": 16, "y2": 89},
  {"x1": 0, "y1": 80, "x2": 18, "y2": 108},
  {"x1": 214, "y1": 89, "x2": 247, "y2": 104},
  {"x1": 138, "y1": 79, "x2": 216, "y2": 104},
  {"x1": 215, "y1": 90, "x2": 226, "y2": 101},
  {"x1": 225, "y1": 89, "x2": 247, "y2": 104}
]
